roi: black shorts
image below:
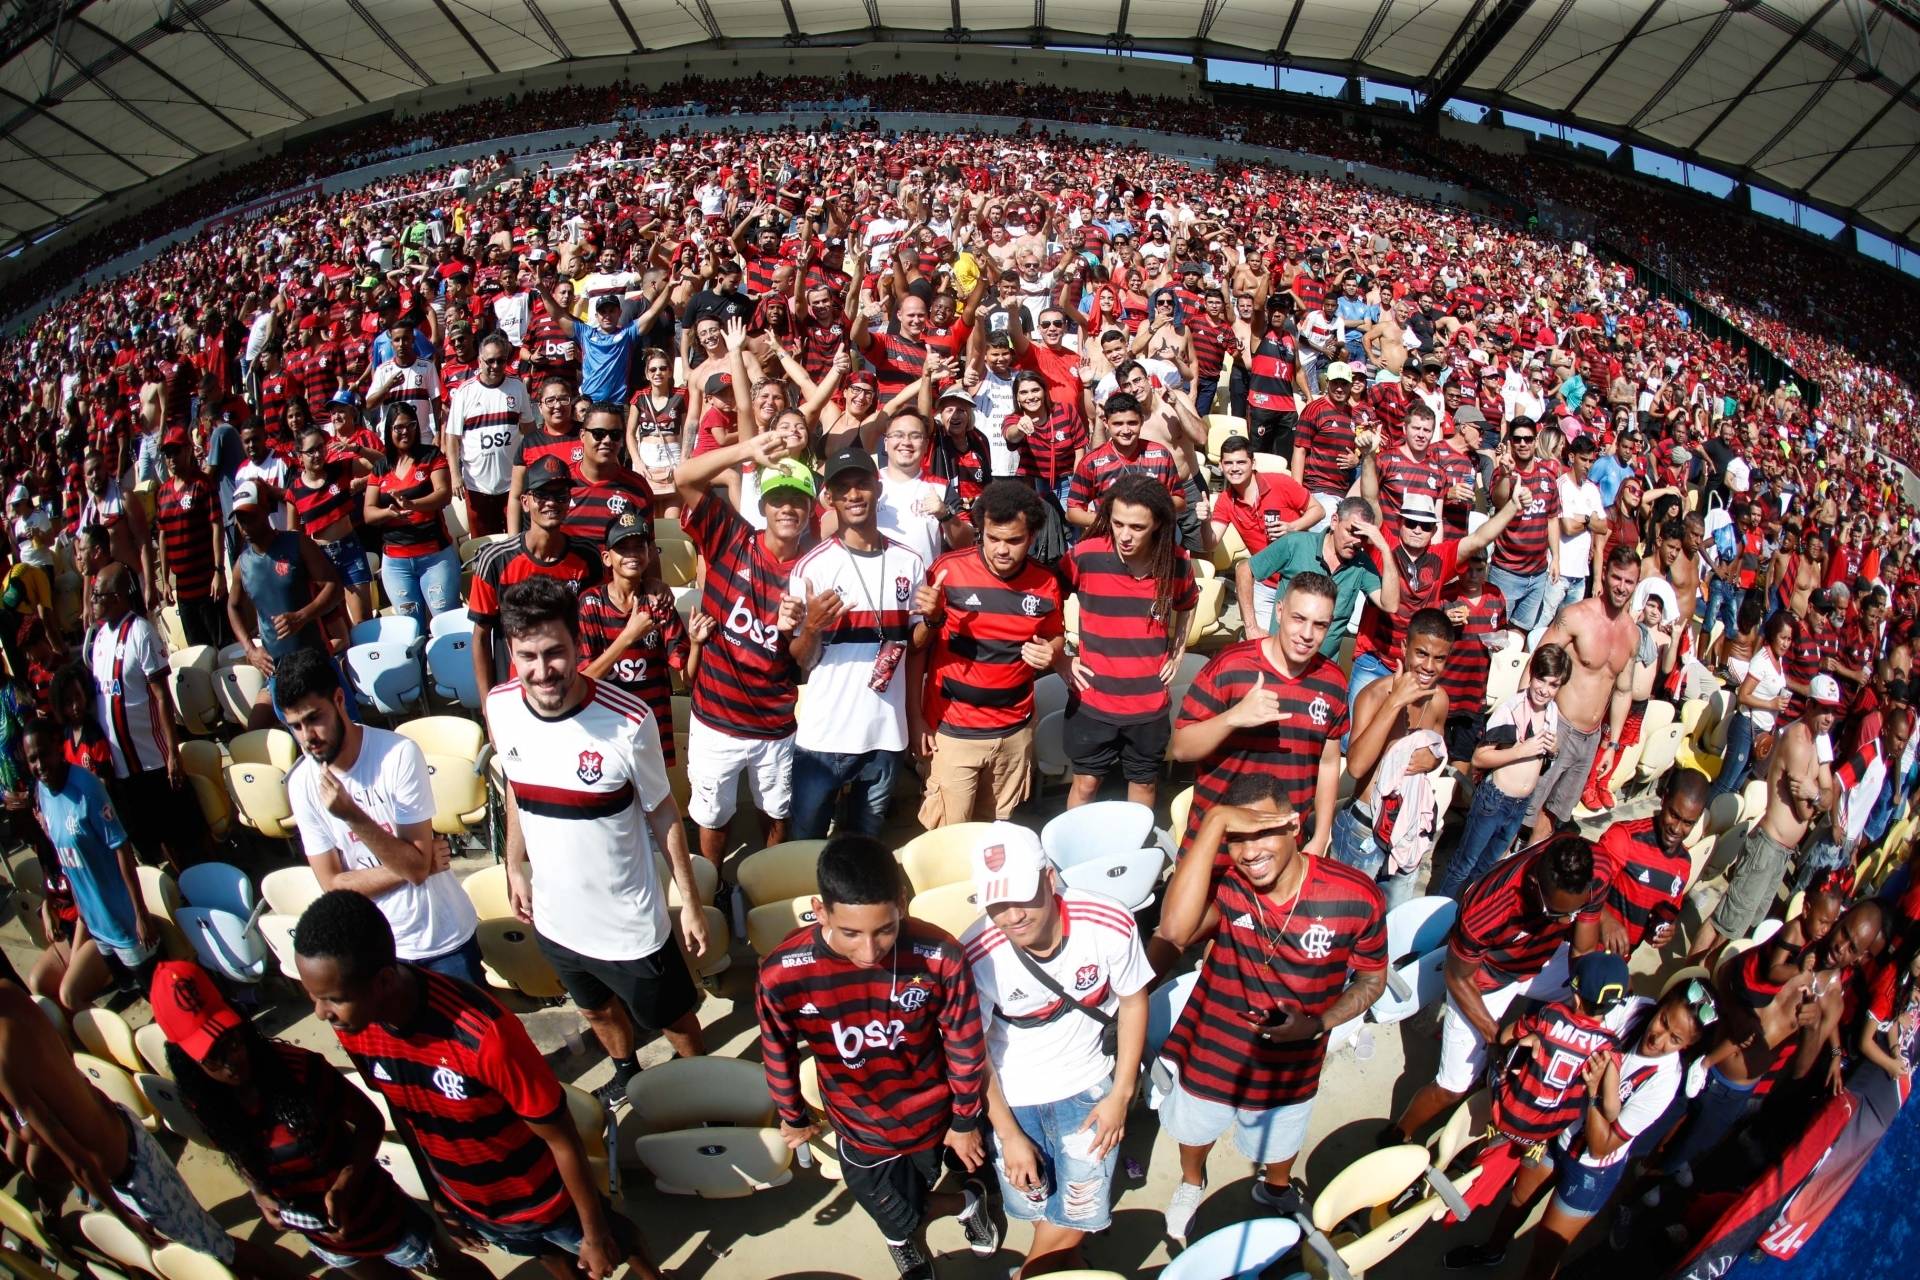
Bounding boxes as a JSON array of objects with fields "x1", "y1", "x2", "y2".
[
  {"x1": 1064, "y1": 706, "x2": 1170, "y2": 784},
  {"x1": 109, "y1": 768, "x2": 205, "y2": 861},
  {"x1": 533, "y1": 931, "x2": 698, "y2": 1031},
  {"x1": 1445, "y1": 710, "x2": 1486, "y2": 765},
  {"x1": 839, "y1": 1141, "x2": 944, "y2": 1245}
]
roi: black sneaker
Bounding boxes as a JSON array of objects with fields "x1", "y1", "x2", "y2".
[
  {"x1": 887, "y1": 1239, "x2": 935, "y2": 1279},
  {"x1": 959, "y1": 1179, "x2": 1000, "y2": 1256},
  {"x1": 594, "y1": 1060, "x2": 641, "y2": 1109},
  {"x1": 1443, "y1": 1242, "x2": 1507, "y2": 1270},
  {"x1": 1375, "y1": 1121, "x2": 1408, "y2": 1149}
]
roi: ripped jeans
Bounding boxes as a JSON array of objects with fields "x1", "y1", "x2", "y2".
[{"x1": 992, "y1": 1076, "x2": 1119, "y2": 1232}]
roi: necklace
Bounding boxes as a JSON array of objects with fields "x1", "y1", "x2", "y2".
[{"x1": 1247, "y1": 856, "x2": 1309, "y2": 967}]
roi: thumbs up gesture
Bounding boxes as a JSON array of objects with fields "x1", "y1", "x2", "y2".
[
  {"x1": 777, "y1": 581, "x2": 807, "y2": 633},
  {"x1": 1225, "y1": 672, "x2": 1285, "y2": 730},
  {"x1": 912, "y1": 569, "x2": 948, "y2": 620}
]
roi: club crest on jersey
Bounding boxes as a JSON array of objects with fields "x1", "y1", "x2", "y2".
[
  {"x1": 1020, "y1": 593, "x2": 1043, "y2": 616},
  {"x1": 1308, "y1": 695, "x2": 1330, "y2": 727},
  {"x1": 1073, "y1": 965, "x2": 1100, "y2": 991},
  {"x1": 608, "y1": 494, "x2": 628, "y2": 515},
  {"x1": 895, "y1": 576, "x2": 911, "y2": 602},
  {"x1": 179, "y1": 491, "x2": 194, "y2": 510},
  {"x1": 576, "y1": 749, "x2": 604, "y2": 785},
  {"x1": 431, "y1": 1066, "x2": 467, "y2": 1101},
  {"x1": 982, "y1": 844, "x2": 1006, "y2": 872},
  {"x1": 1300, "y1": 921, "x2": 1335, "y2": 960},
  {"x1": 895, "y1": 980, "x2": 929, "y2": 1011}
]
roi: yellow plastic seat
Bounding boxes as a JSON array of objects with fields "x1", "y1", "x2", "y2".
[
  {"x1": 474, "y1": 918, "x2": 566, "y2": 998},
  {"x1": 462, "y1": 863, "x2": 513, "y2": 919},
  {"x1": 259, "y1": 865, "x2": 323, "y2": 917},
  {"x1": 658, "y1": 853, "x2": 718, "y2": 909},
  {"x1": 177, "y1": 741, "x2": 233, "y2": 842},
  {"x1": 421, "y1": 754, "x2": 488, "y2": 837},
  {"x1": 1739, "y1": 778, "x2": 1770, "y2": 826},
  {"x1": 77, "y1": 1213, "x2": 152, "y2": 1276},
  {"x1": 627, "y1": 1058, "x2": 774, "y2": 1135},
  {"x1": 224, "y1": 761, "x2": 295, "y2": 840},
  {"x1": 675, "y1": 905, "x2": 731, "y2": 983},
  {"x1": 1661, "y1": 964, "x2": 1712, "y2": 996},
  {"x1": 1677, "y1": 696, "x2": 1709, "y2": 739},
  {"x1": 562, "y1": 1084, "x2": 616, "y2": 1194},
  {"x1": 1430, "y1": 1089, "x2": 1492, "y2": 1169},
  {"x1": 229, "y1": 728, "x2": 297, "y2": 769},
  {"x1": 1298, "y1": 1144, "x2": 1442, "y2": 1278},
  {"x1": 134, "y1": 1023, "x2": 172, "y2": 1077},
  {"x1": 1204, "y1": 414, "x2": 1249, "y2": 461},
  {"x1": 0, "y1": 1244, "x2": 67, "y2": 1280},
  {"x1": 735, "y1": 839, "x2": 826, "y2": 907},
  {"x1": 135, "y1": 866, "x2": 195, "y2": 961},
  {"x1": 396, "y1": 715, "x2": 487, "y2": 762},
  {"x1": 0, "y1": 1188, "x2": 58, "y2": 1256},
  {"x1": 898, "y1": 822, "x2": 992, "y2": 896},
  {"x1": 458, "y1": 533, "x2": 509, "y2": 565},
  {"x1": 157, "y1": 606, "x2": 188, "y2": 651},
  {"x1": 152, "y1": 1243, "x2": 236, "y2": 1280},
  {"x1": 747, "y1": 896, "x2": 818, "y2": 958},
  {"x1": 908, "y1": 881, "x2": 983, "y2": 937},
  {"x1": 213, "y1": 664, "x2": 268, "y2": 727},
  {"x1": 73, "y1": 1054, "x2": 155, "y2": 1130},
  {"x1": 72, "y1": 1009, "x2": 143, "y2": 1073},
  {"x1": 658, "y1": 539, "x2": 698, "y2": 588}
]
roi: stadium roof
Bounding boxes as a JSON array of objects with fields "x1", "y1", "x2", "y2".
[{"x1": 1, "y1": 0, "x2": 1917, "y2": 250}]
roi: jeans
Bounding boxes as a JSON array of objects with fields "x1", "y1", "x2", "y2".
[
  {"x1": 1194, "y1": 376, "x2": 1218, "y2": 416},
  {"x1": 1344, "y1": 651, "x2": 1393, "y2": 750},
  {"x1": 1435, "y1": 781, "x2": 1533, "y2": 898},
  {"x1": 414, "y1": 934, "x2": 487, "y2": 986},
  {"x1": 1227, "y1": 363, "x2": 1249, "y2": 417},
  {"x1": 1487, "y1": 563, "x2": 1550, "y2": 634},
  {"x1": 1658, "y1": 1065, "x2": 1757, "y2": 1178},
  {"x1": 790, "y1": 747, "x2": 902, "y2": 841},
  {"x1": 993, "y1": 1077, "x2": 1119, "y2": 1232},
  {"x1": 1791, "y1": 837, "x2": 1846, "y2": 895},
  {"x1": 1533, "y1": 574, "x2": 1584, "y2": 649},
  {"x1": 379, "y1": 543, "x2": 462, "y2": 622},
  {"x1": 1709, "y1": 711, "x2": 1756, "y2": 801},
  {"x1": 1703, "y1": 578, "x2": 1744, "y2": 641},
  {"x1": 1329, "y1": 805, "x2": 1421, "y2": 912},
  {"x1": 1300, "y1": 355, "x2": 1325, "y2": 398}
]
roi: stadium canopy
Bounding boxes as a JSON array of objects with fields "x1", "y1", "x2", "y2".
[{"x1": 0, "y1": 0, "x2": 1917, "y2": 250}]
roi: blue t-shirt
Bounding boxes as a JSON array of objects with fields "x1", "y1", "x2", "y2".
[
  {"x1": 571, "y1": 317, "x2": 644, "y2": 403},
  {"x1": 1589, "y1": 454, "x2": 1631, "y2": 506},
  {"x1": 370, "y1": 330, "x2": 438, "y2": 368},
  {"x1": 37, "y1": 766, "x2": 136, "y2": 950}
]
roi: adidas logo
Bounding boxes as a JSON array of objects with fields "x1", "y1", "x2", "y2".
[
  {"x1": 800, "y1": 1002, "x2": 819, "y2": 1015},
  {"x1": 963, "y1": 592, "x2": 982, "y2": 607},
  {"x1": 1637, "y1": 869, "x2": 1652, "y2": 883},
  {"x1": 1231, "y1": 912, "x2": 1254, "y2": 929},
  {"x1": 506, "y1": 746, "x2": 520, "y2": 758},
  {"x1": 1007, "y1": 988, "x2": 1028, "y2": 1000},
  {"x1": 372, "y1": 1063, "x2": 393, "y2": 1082}
]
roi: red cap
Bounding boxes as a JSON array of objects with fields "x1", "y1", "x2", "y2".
[
  {"x1": 149, "y1": 960, "x2": 243, "y2": 1062},
  {"x1": 160, "y1": 428, "x2": 189, "y2": 449}
]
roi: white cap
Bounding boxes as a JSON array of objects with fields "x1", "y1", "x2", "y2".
[
  {"x1": 1400, "y1": 494, "x2": 1441, "y2": 526},
  {"x1": 970, "y1": 822, "x2": 1049, "y2": 908},
  {"x1": 1630, "y1": 579, "x2": 1679, "y2": 624},
  {"x1": 231, "y1": 479, "x2": 268, "y2": 512},
  {"x1": 1809, "y1": 673, "x2": 1847, "y2": 708},
  {"x1": 6, "y1": 484, "x2": 26, "y2": 506}
]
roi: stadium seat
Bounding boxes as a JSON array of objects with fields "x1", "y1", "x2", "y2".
[
  {"x1": 257, "y1": 913, "x2": 301, "y2": 979},
  {"x1": 176, "y1": 906, "x2": 268, "y2": 984},
  {"x1": 1634, "y1": 720, "x2": 1687, "y2": 787},
  {"x1": 350, "y1": 614, "x2": 422, "y2": 648},
  {"x1": 179, "y1": 862, "x2": 257, "y2": 917},
  {"x1": 77, "y1": 1212, "x2": 153, "y2": 1275},
  {"x1": 259, "y1": 865, "x2": 323, "y2": 917},
  {"x1": 1431, "y1": 1088, "x2": 1493, "y2": 1169},
  {"x1": 1715, "y1": 937, "x2": 1755, "y2": 984},
  {"x1": 152, "y1": 1243, "x2": 237, "y2": 1280},
  {"x1": 1145, "y1": 970, "x2": 1200, "y2": 1108},
  {"x1": 224, "y1": 761, "x2": 296, "y2": 841},
  {"x1": 1204, "y1": 414, "x2": 1248, "y2": 461},
  {"x1": 214, "y1": 663, "x2": 269, "y2": 726},
  {"x1": 344, "y1": 640, "x2": 425, "y2": 717},
  {"x1": 419, "y1": 754, "x2": 488, "y2": 838},
  {"x1": 29, "y1": 995, "x2": 64, "y2": 1046},
  {"x1": 1382, "y1": 895, "x2": 1458, "y2": 965},
  {"x1": 135, "y1": 866, "x2": 195, "y2": 961},
  {"x1": 177, "y1": 742, "x2": 233, "y2": 842},
  {"x1": 474, "y1": 918, "x2": 565, "y2": 998},
  {"x1": 633, "y1": 1126, "x2": 793, "y2": 1198},
  {"x1": 458, "y1": 534, "x2": 509, "y2": 566},
  {"x1": 735, "y1": 839, "x2": 826, "y2": 907},
  {"x1": 628, "y1": 1057, "x2": 775, "y2": 1134},
  {"x1": 72, "y1": 1009, "x2": 142, "y2": 1073},
  {"x1": 1677, "y1": 695, "x2": 1709, "y2": 739},
  {"x1": 747, "y1": 896, "x2": 817, "y2": 958},
  {"x1": 138, "y1": 1074, "x2": 212, "y2": 1147},
  {"x1": 157, "y1": 605, "x2": 189, "y2": 651},
  {"x1": 898, "y1": 822, "x2": 992, "y2": 895},
  {"x1": 675, "y1": 905, "x2": 731, "y2": 983},
  {"x1": 72, "y1": 1054, "x2": 154, "y2": 1130},
  {"x1": 562, "y1": 1084, "x2": 618, "y2": 1194},
  {"x1": 397, "y1": 715, "x2": 487, "y2": 760},
  {"x1": 134, "y1": 1023, "x2": 171, "y2": 1076},
  {"x1": 1161, "y1": 1220, "x2": 1301, "y2": 1280},
  {"x1": 1483, "y1": 643, "x2": 1527, "y2": 709},
  {"x1": 424, "y1": 631, "x2": 481, "y2": 709},
  {"x1": 1167, "y1": 785, "x2": 1194, "y2": 842},
  {"x1": 907, "y1": 881, "x2": 982, "y2": 937},
  {"x1": 428, "y1": 606, "x2": 472, "y2": 638},
  {"x1": 1751, "y1": 918, "x2": 1783, "y2": 945},
  {"x1": 1033, "y1": 709, "x2": 1070, "y2": 781},
  {"x1": 657, "y1": 852, "x2": 718, "y2": 909},
  {"x1": 1704, "y1": 790, "x2": 1745, "y2": 838},
  {"x1": 1739, "y1": 778, "x2": 1770, "y2": 825},
  {"x1": 1371, "y1": 947, "x2": 1448, "y2": 1027},
  {"x1": 462, "y1": 863, "x2": 513, "y2": 919},
  {"x1": 1661, "y1": 964, "x2": 1712, "y2": 997},
  {"x1": 1043, "y1": 800, "x2": 1155, "y2": 869},
  {"x1": 229, "y1": 728, "x2": 297, "y2": 769},
  {"x1": 658, "y1": 539, "x2": 698, "y2": 588},
  {"x1": 0, "y1": 1186, "x2": 62, "y2": 1258}
]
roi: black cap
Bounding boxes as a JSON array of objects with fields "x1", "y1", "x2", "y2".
[
  {"x1": 524, "y1": 455, "x2": 573, "y2": 491},
  {"x1": 1265, "y1": 293, "x2": 1290, "y2": 311},
  {"x1": 822, "y1": 447, "x2": 879, "y2": 485},
  {"x1": 593, "y1": 293, "x2": 623, "y2": 312},
  {"x1": 605, "y1": 508, "x2": 650, "y2": 547}
]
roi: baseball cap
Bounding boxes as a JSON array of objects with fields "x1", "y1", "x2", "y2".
[
  {"x1": 524, "y1": 455, "x2": 573, "y2": 491},
  {"x1": 704, "y1": 371, "x2": 733, "y2": 398},
  {"x1": 328, "y1": 387, "x2": 359, "y2": 409},
  {"x1": 971, "y1": 821, "x2": 1049, "y2": 907},
  {"x1": 230, "y1": 479, "x2": 271, "y2": 512},
  {"x1": 593, "y1": 293, "x2": 623, "y2": 312},
  {"x1": 7, "y1": 484, "x2": 28, "y2": 505},
  {"x1": 1453, "y1": 403, "x2": 1487, "y2": 427},
  {"x1": 161, "y1": 428, "x2": 189, "y2": 450},
  {"x1": 149, "y1": 960, "x2": 244, "y2": 1062},
  {"x1": 937, "y1": 382, "x2": 974, "y2": 406},
  {"x1": 1324, "y1": 362, "x2": 1354, "y2": 384},
  {"x1": 605, "y1": 508, "x2": 650, "y2": 548},
  {"x1": 756, "y1": 458, "x2": 817, "y2": 504},
  {"x1": 1179, "y1": 260, "x2": 1206, "y2": 276},
  {"x1": 1400, "y1": 494, "x2": 1440, "y2": 527},
  {"x1": 1570, "y1": 951, "x2": 1630, "y2": 1015},
  {"x1": 822, "y1": 448, "x2": 879, "y2": 486},
  {"x1": 1810, "y1": 673, "x2": 1847, "y2": 709}
]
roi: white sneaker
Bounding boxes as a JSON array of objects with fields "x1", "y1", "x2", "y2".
[{"x1": 1164, "y1": 1178, "x2": 1207, "y2": 1241}]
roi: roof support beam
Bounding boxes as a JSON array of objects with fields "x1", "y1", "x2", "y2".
[
  {"x1": 430, "y1": 0, "x2": 501, "y2": 70},
  {"x1": 180, "y1": 7, "x2": 312, "y2": 120},
  {"x1": 60, "y1": 55, "x2": 204, "y2": 157},
  {"x1": 605, "y1": 0, "x2": 643, "y2": 50},
  {"x1": 1352, "y1": 0, "x2": 1397, "y2": 63},
  {"x1": 1801, "y1": 62, "x2": 1920, "y2": 190},
  {"x1": 1420, "y1": 0, "x2": 1536, "y2": 121},
  {"x1": 0, "y1": 86, "x2": 151, "y2": 179},
  {"x1": 1194, "y1": 0, "x2": 1224, "y2": 42},
  {"x1": 1492, "y1": 0, "x2": 1571, "y2": 95},
  {"x1": 778, "y1": 0, "x2": 801, "y2": 37},
  {"x1": 1033, "y1": 0, "x2": 1046, "y2": 41},
  {"x1": 0, "y1": 178, "x2": 64, "y2": 220},
  {"x1": 1277, "y1": 0, "x2": 1307, "y2": 53},
  {"x1": 0, "y1": 135, "x2": 106, "y2": 195},
  {"x1": 689, "y1": 0, "x2": 724, "y2": 42},
  {"x1": 1624, "y1": 6, "x2": 1733, "y2": 131},
  {"x1": 337, "y1": 0, "x2": 432, "y2": 88},
  {"x1": 1744, "y1": 39, "x2": 1855, "y2": 171},
  {"x1": 521, "y1": 0, "x2": 572, "y2": 59},
  {"x1": 1563, "y1": 0, "x2": 1664, "y2": 115},
  {"x1": 1857, "y1": 139, "x2": 1920, "y2": 210},
  {"x1": 1685, "y1": 0, "x2": 1841, "y2": 155},
  {"x1": 247, "y1": 0, "x2": 373, "y2": 101},
  {"x1": 70, "y1": 13, "x2": 251, "y2": 141}
]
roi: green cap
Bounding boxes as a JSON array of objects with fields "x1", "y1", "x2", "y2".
[{"x1": 757, "y1": 459, "x2": 817, "y2": 504}]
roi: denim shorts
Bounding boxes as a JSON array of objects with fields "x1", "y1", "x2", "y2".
[
  {"x1": 447, "y1": 1201, "x2": 633, "y2": 1259},
  {"x1": 317, "y1": 536, "x2": 372, "y2": 587},
  {"x1": 1548, "y1": 1144, "x2": 1629, "y2": 1219},
  {"x1": 993, "y1": 1077, "x2": 1119, "y2": 1232},
  {"x1": 1156, "y1": 1063, "x2": 1315, "y2": 1165},
  {"x1": 305, "y1": 1201, "x2": 440, "y2": 1270}
]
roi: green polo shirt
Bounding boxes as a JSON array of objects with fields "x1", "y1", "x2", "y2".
[{"x1": 1249, "y1": 530, "x2": 1381, "y2": 657}]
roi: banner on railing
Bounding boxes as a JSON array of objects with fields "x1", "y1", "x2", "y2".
[
  {"x1": 205, "y1": 182, "x2": 323, "y2": 233},
  {"x1": 615, "y1": 103, "x2": 710, "y2": 121},
  {"x1": 783, "y1": 97, "x2": 871, "y2": 113}
]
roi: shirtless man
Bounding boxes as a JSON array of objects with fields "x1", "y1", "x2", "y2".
[
  {"x1": 1686, "y1": 673, "x2": 1844, "y2": 962},
  {"x1": 1364, "y1": 297, "x2": 1415, "y2": 377},
  {"x1": 0, "y1": 980, "x2": 301, "y2": 1277},
  {"x1": 1584, "y1": 580, "x2": 1681, "y2": 811},
  {"x1": 1524, "y1": 544, "x2": 1643, "y2": 845},
  {"x1": 1772, "y1": 530, "x2": 1826, "y2": 619}
]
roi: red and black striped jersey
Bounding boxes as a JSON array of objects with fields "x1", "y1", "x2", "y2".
[
  {"x1": 741, "y1": 245, "x2": 786, "y2": 298},
  {"x1": 466, "y1": 533, "x2": 603, "y2": 632},
  {"x1": 1438, "y1": 583, "x2": 1506, "y2": 710},
  {"x1": 925, "y1": 427, "x2": 991, "y2": 514},
  {"x1": 1064, "y1": 440, "x2": 1178, "y2": 514},
  {"x1": 1492, "y1": 460, "x2": 1562, "y2": 575},
  {"x1": 288, "y1": 465, "x2": 358, "y2": 535},
  {"x1": 1295, "y1": 394, "x2": 1359, "y2": 495},
  {"x1": 333, "y1": 970, "x2": 570, "y2": 1228},
  {"x1": 298, "y1": 342, "x2": 342, "y2": 420},
  {"x1": 1594, "y1": 818, "x2": 1689, "y2": 953},
  {"x1": 155, "y1": 475, "x2": 218, "y2": 600},
  {"x1": 513, "y1": 428, "x2": 584, "y2": 475},
  {"x1": 523, "y1": 301, "x2": 580, "y2": 381},
  {"x1": 1063, "y1": 536, "x2": 1198, "y2": 723},
  {"x1": 755, "y1": 920, "x2": 986, "y2": 1157},
  {"x1": 797, "y1": 315, "x2": 849, "y2": 382},
  {"x1": 1433, "y1": 443, "x2": 1479, "y2": 536},
  {"x1": 1368, "y1": 381, "x2": 1410, "y2": 450},
  {"x1": 258, "y1": 372, "x2": 302, "y2": 447},
  {"x1": 1188, "y1": 316, "x2": 1236, "y2": 380},
  {"x1": 1010, "y1": 404, "x2": 1087, "y2": 485},
  {"x1": 1450, "y1": 841, "x2": 1608, "y2": 991},
  {"x1": 1373, "y1": 447, "x2": 1447, "y2": 527},
  {"x1": 922, "y1": 548, "x2": 1063, "y2": 738},
  {"x1": 370, "y1": 450, "x2": 451, "y2": 558},
  {"x1": 1175, "y1": 639, "x2": 1348, "y2": 842},
  {"x1": 1354, "y1": 536, "x2": 1464, "y2": 667},
  {"x1": 224, "y1": 1042, "x2": 413, "y2": 1257},
  {"x1": 862, "y1": 330, "x2": 928, "y2": 401},
  {"x1": 1784, "y1": 616, "x2": 1833, "y2": 714},
  {"x1": 559, "y1": 466, "x2": 651, "y2": 545},
  {"x1": 1247, "y1": 325, "x2": 1297, "y2": 414},
  {"x1": 680, "y1": 492, "x2": 803, "y2": 739},
  {"x1": 577, "y1": 583, "x2": 688, "y2": 769},
  {"x1": 1490, "y1": 999, "x2": 1615, "y2": 1143},
  {"x1": 1162, "y1": 858, "x2": 1386, "y2": 1108}
]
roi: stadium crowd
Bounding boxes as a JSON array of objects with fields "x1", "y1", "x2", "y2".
[{"x1": 0, "y1": 69, "x2": 1917, "y2": 1280}]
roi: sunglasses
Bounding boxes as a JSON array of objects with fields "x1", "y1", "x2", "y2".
[
  {"x1": 1039, "y1": 320, "x2": 1065, "y2": 328},
  {"x1": 1685, "y1": 979, "x2": 1719, "y2": 1026},
  {"x1": 583, "y1": 427, "x2": 620, "y2": 441},
  {"x1": 1510, "y1": 434, "x2": 1536, "y2": 444}
]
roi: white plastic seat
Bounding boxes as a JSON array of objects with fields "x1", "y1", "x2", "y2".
[
  {"x1": 1055, "y1": 846, "x2": 1166, "y2": 912},
  {"x1": 1145, "y1": 970, "x2": 1200, "y2": 1109},
  {"x1": 137, "y1": 1074, "x2": 212, "y2": 1146},
  {"x1": 345, "y1": 640, "x2": 425, "y2": 716},
  {"x1": 1370, "y1": 946, "x2": 1448, "y2": 1026},
  {"x1": 1041, "y1": 800, "x2": 1155, "y2": 870},
  {"x1": 178, "y1": 862, "x2": 256, "y2": 917},
  {"x1": 428, "y1": 607, "x2": 473, "y2": 638},
  {"x1": 1483, "y1": 643, "x2": 1527, "y2": 709},
  {"x1": 424, "y1": 632, "x2": 481, "y2": 709},
  {"x1": 1382, "y1": 895, "x2": 1458, "y2": 966},
  {"x1": 632, "y1": 1126, "x2": 792, "y2": 1198},
  {"x1": 152, "y1": 1243, "x2": 236, "y2": 1280},
  {"x1": 259, "y1": 865, "x2": 323, "y2": 917},
  {"x1": 1160, "y1": 1219, "x2": 1301, "y2": 1280},
  {"x1": 256, "y1": 913, "x2": 301, "y2": 979},
  {"x1": 72, "y1": 1009, "x2": 143, "y2": 1073},
  {"x1": 350, "y1": 615, "x2": 423, "y2": 647},
  {"x1": 377, "y1": 1141, "x2": 431, "y2": 1200},
  {"x1": 213, "y1": 663, "x2": 268, "y2": 726},
  {"x1": 133, "y1": 1023, "x2": 172, "y2": 1077},
  {"x1": 627, "y1": 1057, "x2": 774, "y2": 1134},
  {"x1": 1034, "y1": 708, "x2": 1070, "y2": 780},
  {"x1": 176, "y1": 907, "x2": 268, "y2": 984}
]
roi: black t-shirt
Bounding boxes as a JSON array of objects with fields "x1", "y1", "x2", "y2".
[
  {"x1": 1704, "y1": 437, "x2": 1736, "y2": 483},
  {"x1": 681, "y1": 288, "x2": 755, "y2": 330}
]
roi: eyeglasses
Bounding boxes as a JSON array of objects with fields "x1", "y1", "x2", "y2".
[
  {"x1": 296, "y1": 446, "x2": 324, "y2": 457},
  {"x1": 1685, "y1": 979, "x2": 1719, "y2": 1026},
  {"x1": 529, "y1": 489, "x2": 571, "y2": 505},
  {"x1": 540, "y1": 396, "x2": 570, "y2": 405}
]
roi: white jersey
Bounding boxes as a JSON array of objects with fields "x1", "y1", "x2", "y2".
[
  {"x1": 876, "y1": 471, "x2": 946, "y2": 574},
  {"x1": 445, "y1": 377, "x2": 535, "y2": 495},
  {"x1": 1557, "y1": 996, "x2": 1682, "y2": 1167},
  {"x1": 369, "y1": 358, "x2": 442, "y2": 434},
  {"x1": 789, "y1": 537, "x2": 926, "y2": 755},
  {"x1": 485, "y1": 677, "x2": 674, "y2": 962},
  {"x1": 960, "y1": 889, "x2": 1153, "y2": 1107},
  {"x1": 88, "y1": 613, "x2": 169, "y2": 777},
  {"x1": 287, "y1": 729, "x2": 479, "y2": 962}
]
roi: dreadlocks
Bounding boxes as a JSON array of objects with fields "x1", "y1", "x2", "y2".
[{"x1": 1091, "y1": 473, "x2": 1181, "y2": 629}]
